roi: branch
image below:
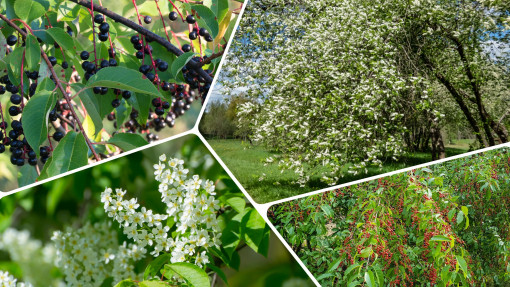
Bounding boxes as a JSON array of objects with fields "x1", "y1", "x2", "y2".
[
  {"x1": 201, "y1": 50, "x2": 224, "y2": 66},
  {"x1": 0, "y1": 13, "x2": 101, "y2": 161},
  {"x1": 69, "y1": 0, "x2": 213, "y2": 83}
]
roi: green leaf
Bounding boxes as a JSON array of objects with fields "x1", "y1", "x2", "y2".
[
  {"x1": 107, "y1": 133, "x2": 148, "y2": 151},
  {"x1": 86, "y1": 67, "x2": 162, "y2": 98},
  {"x1": 0, "y1": 33, "x2": 7, "y2": 60},
  {"x1": 241, "y1": 208, "x2": 269, "y2": 256},
  {"x1": 115, "y1": 100, "x2": 131, "y2": 129},
  {"x1": 359, "y1": 247, "x2": 373, "y2": 258},
  {"x1": 22, "y1": 91, "x2": 58, "y2": 156},
  {"x1": 364, "y1": 271, "x2": 376, "y2": 287},
  {"x1": 113, "y1": 280, "x2": 137, "y2": 287},
  {"x1": 57, "y1": 2, "x2": 80, "y2": 21},
  {"x1": 208, "y1": 0, "x2": 229, "y2": 23},
  {"x1": 456, "y1": 256, "x2": 468, "y2": 276},
  {"x1": 46, "y1": 27, "x2": 76, "y2": 51},
  {"x1": 221, "y1": 212, "x2": 243, "y2": 258},
  {"x1": 461, "y1": 206, "x2": 469, "y2": 230},
  {"x1": 430, "y1": 235, "x2": 451, "y2": 242},
  {"x1": 205, "y1": 264, "x2": 228, "y2": 285},
  {"x1": 143, "y1": 253, "x2": 170, "y2": 279},
  {"x1": 139, "y1": 281, "x2": 168, "y2": 287},
  {"x1": 38, "y1": 132, "x2": 89, "y2": 180},
  {"x1": 25, "y1": 34, "x2": 41, "y2": 71},
  {"x1": 127, "y1": 92, "x2": 151, "y2": 126},
  {"x1": 5, "y1": 46, "x2": 24, "y2": 86},
  {"x1": 321, "y1": 204, "x2": 334, "y2": 217},
  {"x1": 164, "y1": 263, "x2": 210, "y2": 287},
  {"x1": 456, "y1": 211, "x2": 464, "y2": 226},
  {"x1": 328, "y1": 258, "x2": 342, "y2": 272},
  {"x1": 191, "y1": 5, "x2": 219, "y2": 38},
  {"x1": 75, "y1": 84, "x2": 113, "y2": 134},
  {"x1": 226, "y1": 197, "x2": 245, "y2": 213},
  {"x1": 14, "y1": 0, "x2": 45, "y2": 24},
  {"x1": 17, "y1": 165, "x2": 38, "y2": 188},
  {"x1": 171, "y1": 52, "x2": 196, "y2": 79}
]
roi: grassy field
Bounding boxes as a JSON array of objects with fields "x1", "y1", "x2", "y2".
[{"x1": 207, "y1": 139, "x2": 471, "y2": 203}]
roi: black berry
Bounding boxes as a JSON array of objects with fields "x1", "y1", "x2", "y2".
[
  {"x1": 6, "y1": 35, "x2": 17, "y2": 46},
  {"x1": 144, "y1": 16, "x2": 152, "y2": 24},
  {"x1": 186, "y1": 15, "x2": 196, "y2": 24},
  {"x1": 94, "y1": 14, "x2": 104, "y2": 24},
  {"x1": 169, "y1": 12, "x2": 178, "y2": 21}
]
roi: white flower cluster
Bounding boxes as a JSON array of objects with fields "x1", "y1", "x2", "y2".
[
  {"x1": 52, "y1": 222, "x2": 144, "y2": 286},
  {"x1": 0, "y1": 271, "x2": 32, "y2": 287},
  {"x1": 0, "y1": 228, "x2": 59, "y2": 286},
  {"x1": 101, "y1": 155, "x2": 221, "y2": 267}
]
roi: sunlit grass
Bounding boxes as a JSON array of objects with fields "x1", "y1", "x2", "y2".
[{"x1": 207, "y1": 139, "x2": 470, "y2": 203}]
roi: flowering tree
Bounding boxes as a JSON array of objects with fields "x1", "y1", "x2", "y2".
[
  {"x1": 221, "y1": 0, "x2": 510, "y2": 186},
  {"x1": 0, "y1": 0, "x2": 242, "y2": 189},
  {"x1": 269, "y1": 148, "x2": 510, "y2": 286}
]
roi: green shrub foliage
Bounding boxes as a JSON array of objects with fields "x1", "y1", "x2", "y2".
[{"x1": 270, "y1": 148, "x2": 510, "y2": 286}]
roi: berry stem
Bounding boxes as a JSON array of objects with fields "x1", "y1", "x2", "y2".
[
  {"x1": 87, "y1": 1, "x2": 99, "y2": 68},
  {"x1": 0, "y1": 13, "x2": 101, "y2": 162},
  {"x1": 155, "y1": 0, "x2": 171, "y2": 42}
]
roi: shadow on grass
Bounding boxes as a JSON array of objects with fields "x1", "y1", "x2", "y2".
[{"x1": 207, "y1": 139, "x2": 470, "y2": 203}]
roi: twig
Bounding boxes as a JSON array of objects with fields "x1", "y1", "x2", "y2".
[
  {"x1": 69, "y1": 0, "x2": 213, "y2": 83},
  {"x1": 201, "y1": 50, "x2": 224, "y2": 66},
  {"x1": 0, "y1": 13, "x2": 102, "y2": 161}
]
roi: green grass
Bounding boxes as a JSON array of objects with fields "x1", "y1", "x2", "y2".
[{"x1": 207, "y1": 139, "x2": 471, "y2": 203}]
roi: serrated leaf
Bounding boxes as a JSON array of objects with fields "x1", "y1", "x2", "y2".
[
  {"x1": 25, "y1": 35, "x2": 41, "y2": 72},
  {"x1": 359, "y1": 247, "x2": 373, "y2": 258},
  {"x1": 38, "y1": 132, "x2": 89, "y2": 180},
  {"x1": 430, "y1": 235, "x2": 450, "y2": 242},
  {"x1": 171, "y1": 52, "x2": 196, "y2": 79},
  {"x1": 191, "y1": 4, "x2": 219, "y2": 38},
  {"x1": 221, "y1": 212, "x2": 243, "y2": 258},
  {"x1": 14, "y1": 0, "x2": 45, "y2": 24},
  {"x1": 365, "y1": 271, "x2": 376, "y2": 287},
  {"x1": 139, "y1": 281, "x2": 168, "y2": 287},
  {"x1": 46, "y1": 27, "x2": 76, "y2": 52},
  {"x1": 113, "y1": 280, "x2": 137, "y2": 287},
  {"x1": 22, "y1": 91, "x2": 57, "y2": 156},
  {"x1": 86, "y1": 67, "x2": 162, "y2": 98},
  {"x1": 107, "y1": 133, "x2": 148, "y2": 151},
  {"x1": 321, "y1": 204, "x2": 334, "y2": 217},
  {"x1": 127, "y1": 92, "x2": 151, "y2": 126},
  {"x1": 456, "y1": 256, "x2": 468, "y2": 276},
  {"x1": 164, "y1": 263, "x2": 210, "y2": 287}
]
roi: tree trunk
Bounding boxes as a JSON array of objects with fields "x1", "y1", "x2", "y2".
[{"x1": 430, "y1": 125, "x2": 445, "y2": 160}]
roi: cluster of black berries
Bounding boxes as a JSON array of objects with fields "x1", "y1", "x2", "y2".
[
  {"x1": 93, "y1": 14, "x2": 111, "y2": 42},
  {"x1": 0, "y1": 75, "x2": 59, "y2": 166}
]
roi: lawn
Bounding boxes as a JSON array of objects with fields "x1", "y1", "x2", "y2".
[{"x1": 207, "y1": 139, "x2": 471, "y2": 203}]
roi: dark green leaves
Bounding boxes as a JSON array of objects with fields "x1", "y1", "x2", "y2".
[
  {"x1": 107, "y1": 133, "x2": 148, "y2": 151},
  {"x1": 46, "y1": 27, "x2": 76, "y2": 52},
  {"x1": 25, "y1": 35, "x2": 41, "y2": 72},
  {"x1": 14, "y1": 0, "x2": 45, "y2": 24},
  {"x1": 171, "y1": 52, "x2": 196, "y2": 79},
  {"x1": 164, "y1": 263, "x2": 210, "y2": 287},
  {"x1": 22, "y1": 91, "x2": 58, "y2": 156},
  {"x1": 38, "y1": 132, "x2": 89, "y2": 180},
  {"x1": 207, "y1": 0, "x2": 229, "y2": 23},
  {"x1": 241, "y1": 208, "x2": 270, "y2": 257},
  {"x1": 86, "y1": 67, "x2": 162, "y2": 98}
]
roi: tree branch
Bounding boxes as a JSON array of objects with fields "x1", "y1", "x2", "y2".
[
  {"x1": 0, "y1": 13, "x2": 101, "y2": 161},
  {"x1": 421, "y1": 52, "x2": 488, "y2": 147},
  {"x1": 69, "y1": 0, "x2": 213, "y2": 83},
  {"x1": 201, "y1": 50, "x2": 224, "y2": 66}
]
